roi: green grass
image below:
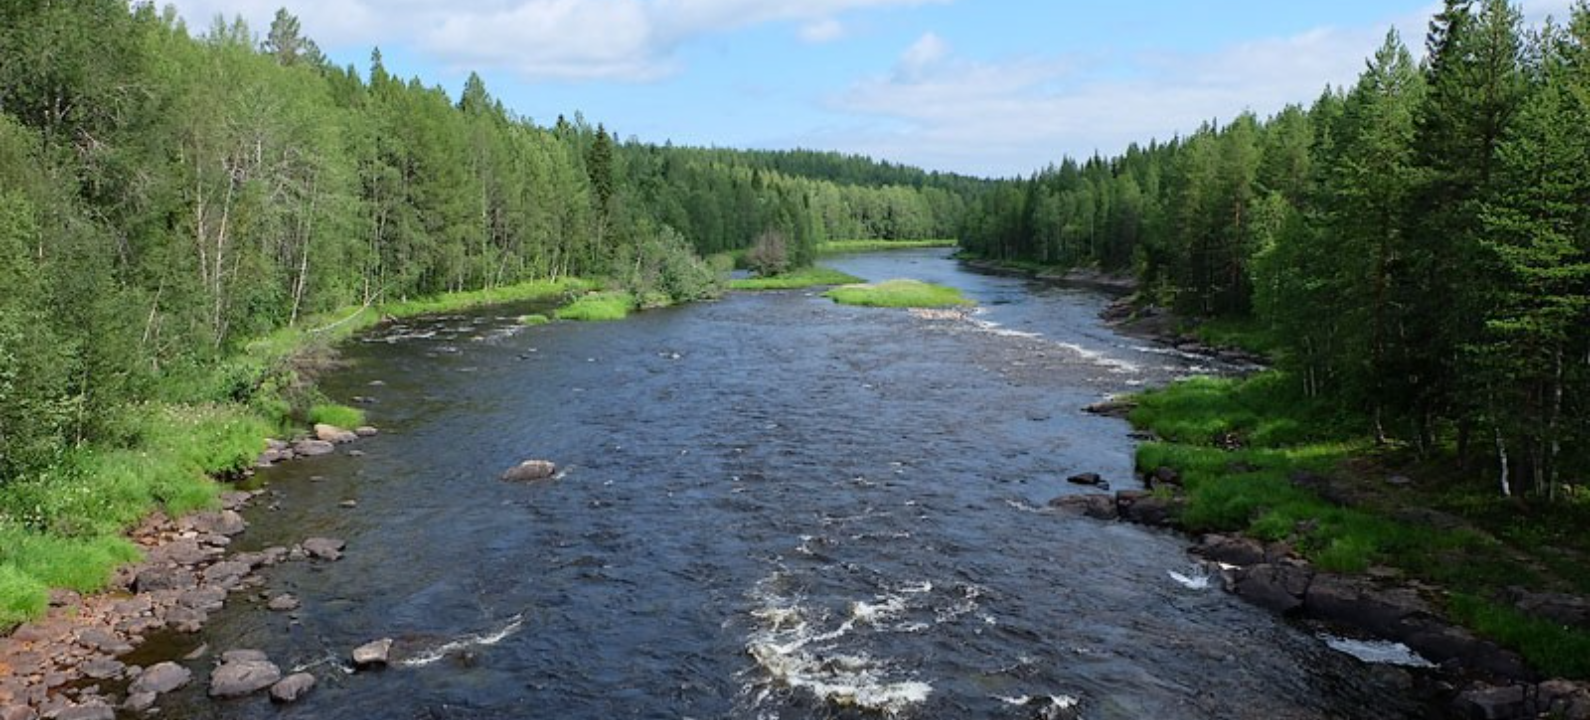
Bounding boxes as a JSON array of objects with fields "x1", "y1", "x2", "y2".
[
  {"x1": 823, "y1": 279, "x2": 974, "y2": 309},
  {"x1": 555, "y1": 291, "x2": 634, "y2": 321},
  {"x1": 1189, "y1": 317, "x2": 1282, "y2": 359},
  {"x1": 519, "y1": 313, "x2": 551, "y2": 326},
  {"x1": 730, "y1": 266, "x2": 864, "y2": 290},
  {"x1": 1131, "y1": 370, "x2": 1590, "y2": 678},
  {"x1": 816, "y1": 239, "x2": 958, "y2": 254},
  {"x1": 308, "y1": 403, "x2": 365, "y2": 429},
  {"x1": 0, "y1": 564, "x2": 48, "y2": 630}
]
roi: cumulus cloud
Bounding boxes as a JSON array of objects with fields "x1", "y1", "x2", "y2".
[{"x1": 158, "y1": 0, "x2": 946, "y2": 80}]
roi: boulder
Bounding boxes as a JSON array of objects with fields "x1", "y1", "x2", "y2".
[
  {"x1": 178, "y1": 587, "x2": 228, "y2": 611},
  {"x1": 79, "y1": 658, "x2": 125, "y2": 681},
  {"x1": 355, "y1": 426, "x2": 379, "y2": 437},
  {"x1": 501, "y1": 460, "x2": 557, "y2": 482},
  {"x1": 351, "y1": 639, "x2": 393, "y2": 668},
  {"x1": 189, "y1": 510, "x2": 248, "y2": 536},
  {"x1": 1452, "y1": 684, "x2": 1526, "y2": 720},
  {"x1": 1081, "y1": 398, "x2": 1134, "y2": 418},
  {"x1": 74, "y1": 629, "x2": 132, "y2": 655},
  {"x1": 1047, "y1": 494, "x2": 1119, "y2": 521},
  {"x1": 201, "y1": 561, "x2": 251, "y2": 587},
  {"x1": 1304, "y1": 574, "x2": 1430, "y2": 639},
  {"x1": 135, "y1": 567, "x2": 198, "y2": 594},
  {"x1": 1066, "y1": 472, "x2": 1104, "y2": 487},
  {"x1": 1115, "y1": 491, "x2": 1181, "y2": 526},
  {"x1": 220, "y1": 649, "x2": 269, "y2": 664},
  {"x1": 146, "y1": 539, "x2": 214, "y2": 567},
  {"x1": 0, "y1": 705, "x2": 35, "y2": 720},
  {"x1": 129, "y1": 662, "x2": 191, "y2": 696},
  {"x1": 122, "y1": 693, "x2": 157, "y2": 713},
  {"x1": 52, "y1": 704, "x2": 114, "y2": 720},
  {"x1": 164, "y1": 606, "x2": 208, "y2": 633},
  {"x1": 302, "y1": 537, "x2": 345, "y2": 561},
  {"x1": 269, "y1": 673, "x2": 316, "y2": 703},
  {"x1": 1149, "y1": 466, "x2": 1183, "y2": 488},
  {"x1": 1191, "y1": 534, "x2": 1267, "y2": 567},
  {"x1": 209, "y1": 659, "x2": 281, "y2": 699},
  {"x1": 291, "y1": 439, "x2": 335, "y2": 457},
  {"x1": 1232, "y1": 563, "x2": 1312, "y2": 614},
  {"x1": 314, "y1": 424, "x2": 359, "y2": 444}
]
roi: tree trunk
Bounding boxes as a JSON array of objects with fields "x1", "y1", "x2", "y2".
[{"x1": 1495, "y1": 426, "x2": 1511, "y2": 498}]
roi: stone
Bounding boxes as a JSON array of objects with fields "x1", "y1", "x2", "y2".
[
  {"x1": 1047, "y1": 494, "x2": 1119, "y2": 521},
  {"x1": 0, "y1": 705, "x2": 35, "y2": 720},
  {"x1": 314, "y1": 424, "x2": 359, "y2": 444},
  {"x1": 266, "y1": 594, "x2": 300, "y2": 612},
  {"x1": 209, "y1": 659, "x2": 281, "y2": 698},
  {"x1": 51, "y1": 704, "x2": 114, "y2": 720},
  {"x1": 178, "y1": 587, "x2": 228, "y2": 611},
  {"x1": 1453, "y1": 684, "x2": 1526, "y2": 720},
  {"x1": 1304, "y1": 574, "x2": 1430, "y2": 639},
  {"x1": 79, "y1": 658, "x2": 124, "y2": 681},
  {"x1": 351, "y1": 639, "x2": 393, "y2": 668},
  {"x1": 1115, "y1": 491, "x2": 1181, "y2": 526},
  {"x1": 47, "y1": 589, "x2": 81, "y2": 609},
  {"x1": 164, "y1": 606, "x2": 208, "y2": 633},
  {"x1": 188, "y1": 510, "x2": 247, "y2": 536},
  {"x1": 1066, "y1": 472, "x2": 1104, "y2": 487},
  {"x1": 355, "y1": 426, "x2": 379, "y2": 437},
  {"x1": 134, "y1": 567, "x2": 197, "y2": 594},
  {"x1": 129, "y1": 662, "x2": 191, "y2": 696},
  {"x1": 122, "y1": 693, "x2": 157, "y2": 713},
  {"x1": 302, "y1": 537, "x2": 345, "y2": 561},
  {"x1": 1232, "y1": 563, "x2": 1312, "y2": 614},
  {"x1": 1191, "y1": 534, "x2": 1267, "y2": 567},
  {"x1": 202, "y1": 561, "x2": 252, "y2": 587},
  {"x1": 501, "y1": 460, "x2": 557, "y2": 482},
  {"x1": 1150, "y1": 466, "x2": 1183, "y2": 488},
  {"x1": 269, "y1": 673, "x2": 316, "y2": 703},
  {"x1": 219, "y1": 491, "x2": 254, "y2": 510},
  {"x1": 291, "y1": 439, "x2": 335, "y2": 457},
  {"x1": 75, "y1": 629, "x2": 132, "y2": 656},
  {"x1": 340, "y1": 499, "x2": 359, "y2": 508}
]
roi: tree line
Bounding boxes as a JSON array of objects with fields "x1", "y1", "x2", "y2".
[
  {"x1": 0, "y1": 1, "x2": 976, "y2": 484},
  {"x1": 961, "y1": 0, "x2": 1590, "y2": 498}
]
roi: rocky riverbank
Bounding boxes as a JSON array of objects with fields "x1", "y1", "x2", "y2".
[
  {"x1": 1050, "y1": 479, "x2": 1590, "y2": 720},
  {"x1": 0, "y1": 423, "x2": 371, "y2": 720}
]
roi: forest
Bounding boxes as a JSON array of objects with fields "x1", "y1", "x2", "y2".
[
  {"x1": 0, "y1": 1, "x2": 976, "y2": 489},
  {"x1": 960, "y1": 0, "x2": 1590, "y2": 499}
]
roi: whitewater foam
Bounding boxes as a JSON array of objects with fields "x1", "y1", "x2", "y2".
[
  {"x1": 397, "y1": 614, "x2": 526, "y2": 668},
  {"x1": 1319, "y1": 634, "x2": 1436, "y2": 668}
]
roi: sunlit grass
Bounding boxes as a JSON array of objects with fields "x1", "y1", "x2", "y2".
[
  {"x1": 308, "y1": 403, "x2": 365, "y2": 429},
  {"x1": 824, "y1": 279, "x2": 973, "y2": 308},
  {"x1": 730, "y1": 266, "x2": 863, "y2": 290},
  {"x1": 555, "y1": 291, "x2": 634, "y2": 321}
]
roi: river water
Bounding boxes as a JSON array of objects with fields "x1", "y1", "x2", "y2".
[{"x1": 155, "y1": 249, "x2": 1424, "y2": 719}]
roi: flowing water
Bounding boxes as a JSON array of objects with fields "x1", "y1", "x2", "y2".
[{"x1": 154, "y1": 249, "x2": 1425, "y2": 719}]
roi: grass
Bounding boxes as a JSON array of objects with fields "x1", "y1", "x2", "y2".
[
  {"x1": 519, "y1": 313, "x2": 551, "y2": 326},
  {"x1": 555, "y1": 291, "x2": 634, "y2": 321},
  {"x1": 1131, "y1": 370, "x2": 1590, "y2": 677},
  {"x1": 816, "y1": 239, "x2": 958, "y2": 254},
  {"x1": 824, "y1": 279, "x2": 974, "y2": 309},
  {"x1": 1188, "y1": 316, "x2": 1283, "y2": 359},
  {"x1": 0, "y1": 277, "x2": 597, "y2": 632},
  {"x1": 308, "y1": 403, "x2": 365, "y2": 429},
  {"x1": 730, "y1": 266, "x2": 864, "y2": 290}
]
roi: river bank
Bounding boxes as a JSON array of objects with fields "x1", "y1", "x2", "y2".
[{"x1": 1062, "y1": 296, "x2": 1590, "y2": 718}]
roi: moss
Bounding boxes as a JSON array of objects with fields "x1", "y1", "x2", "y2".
[
  {"x1": 824, "y1": 279, "x2": 974, "y2": 309},
  {"x1": 730, "y1": 266, "x2": 863, "y2": 290}
]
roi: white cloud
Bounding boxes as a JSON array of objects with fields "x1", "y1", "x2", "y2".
[
  {"x1": 158, "y1": 0, "x2": 946, "y2": 80},
  {"x1": 896, "y1": 32, "x2": 948, "y2": 78}
]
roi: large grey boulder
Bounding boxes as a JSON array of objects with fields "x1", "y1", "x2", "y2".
[
  {"x1": 501, "y1": 460, "x2": 557, "y2": 482},
  {"x1": 209, "y1": 658, "x2": 282, "y2": 699},
  {"x1": 129, "y1": 661, "x2": 191, "y2": 696}
]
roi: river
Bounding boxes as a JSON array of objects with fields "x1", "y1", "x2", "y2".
[{"x1": 153, "y1": 249, "x2": 1424, "y2": 719}]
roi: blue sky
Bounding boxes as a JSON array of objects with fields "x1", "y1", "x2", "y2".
[{"x1": 163, "y1": 0, "x2": 1574, "y2": 177}]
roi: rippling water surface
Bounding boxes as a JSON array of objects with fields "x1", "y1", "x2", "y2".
[{"x1": 157, "y1": 250, "x2": 1423, "y2": 719}]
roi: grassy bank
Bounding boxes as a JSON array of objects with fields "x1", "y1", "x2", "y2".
[
  {"x1": 0, "y1": 277, "x2": 591, "y2": 630},
  {"x1": 816, "y1": 239, "x2": 957, "y2": 254},
  {"x1": 1131, "y1": 371, "x2": 1590, "y2": 677},
  {"x1": 555, "y1": 291, "x2": 635, "y2": 321},
  {"x1": 730, "y1": 266, "x2": 864, "y2": 290},
  {"x1": 824, "y1": 279, "x2": 973, "y2": 309}
]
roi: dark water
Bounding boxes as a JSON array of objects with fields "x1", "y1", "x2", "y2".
[{"x1": 156, "y1": 250, "x2": 1423, "y2": 719}]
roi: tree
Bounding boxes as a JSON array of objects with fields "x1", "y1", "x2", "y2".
[{"x1": 261, "y1": 8, "x2": 324, "y2": 68}]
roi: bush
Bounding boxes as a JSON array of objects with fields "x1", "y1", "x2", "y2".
[
  {"x1": 616, "y1": 225, "x2": 723, "y2": 305},
  {"x1": 745, "y1": 229, "x2": 791, "y2": 277}
]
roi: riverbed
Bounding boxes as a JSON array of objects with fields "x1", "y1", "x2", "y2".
[{"x1": 153, "y1": 249, "x2": 1423, "y2": 719}]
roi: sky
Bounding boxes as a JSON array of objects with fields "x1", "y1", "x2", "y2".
[{"x1": 158, "y1": 0, "x2": 1577, "y2": 178}]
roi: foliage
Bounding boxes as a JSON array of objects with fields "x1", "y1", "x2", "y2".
[
  {"x1": 816, "y1": 239, "x2": 959, "y2": 254},
  {"x1": 730, "y1": 267, "x2": 864, "y2": 290},
  {"x1": 744, "y1": 230, "x2": 792, "y2": 277},
  {"x1": 308, "y1": 403, "x2": 365, "y2": 429},
  {"x1": 824, "y1": 279, "x2": 974, "y2": 308}
]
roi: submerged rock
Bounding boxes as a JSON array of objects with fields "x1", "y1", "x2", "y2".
[
  {"x1": 1066, "y1": 472, "x2": 1105, "y2": 487},
  {"x1": 1047, "y1": 495, "x2": 1118, "y2": 521},
  {"x1": 269, "y1": 673, "x2": 316, "y2": 703},
  {"x1": 501, "y1": 460, "x2": 557, "y2": 482},
  {"x1": 129, "y1": 662, "x2": 190, "y2": 696},
  {"x1": 301, "y1": 538, "x2": 346, "y2": 561}
]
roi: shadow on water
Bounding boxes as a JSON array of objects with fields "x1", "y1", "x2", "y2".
[{"x1": 154, "y1": 250, "x2": 1426, "y2": 719}]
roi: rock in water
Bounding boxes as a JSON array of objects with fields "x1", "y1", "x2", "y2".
[
  {"x1": 209, "y1": 659, "x2": 281, "y2": 698},
  {"x1": 501, "y1": 460, "x2": 557, "y2": 482},
  {"x1": 129, "y1": 662, "x2": 191, "y2": 696},
  {"x1": 269, "y1": 673, "x2": 316, "y2": 703},
  {"x1": 352, "y1": 639, "x2": 393, "y2": 668},
  {"x1": 292, "y1": 439, "x2": 335, "y2": 457},
  {"x1": 301, "y1": 537, "x2": 346, "y2": 561},
  {"x1": 1066, "y1": 472, "x2": 1104, "y2": 487},
  {"x1": 314, "y1": 423, "x2": 359, "y2": 444}
]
